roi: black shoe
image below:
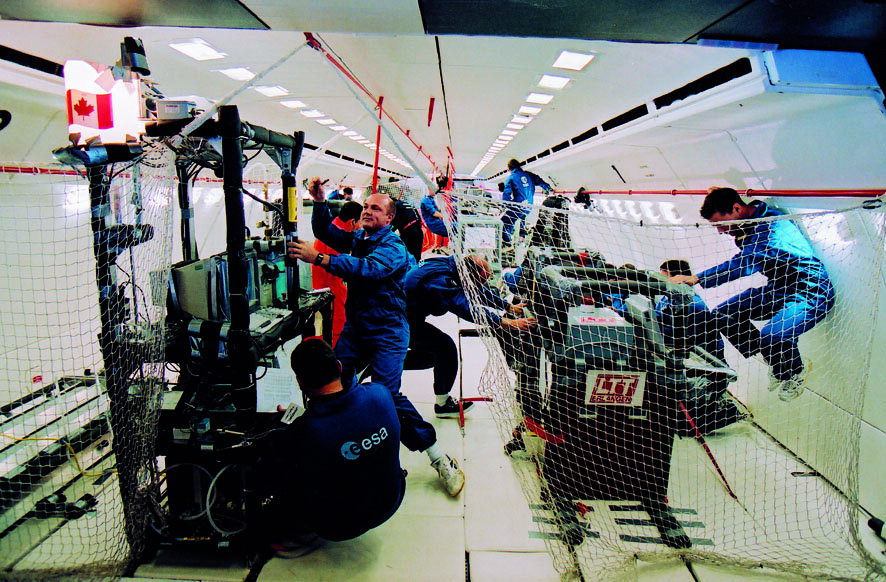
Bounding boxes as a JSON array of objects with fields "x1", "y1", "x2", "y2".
[
  {"x1": 434, "y1": 396, "x2": 474, "y2": 418},
  {"x1": 504, "y1": 434, "x2": 526, "y2": 456}
]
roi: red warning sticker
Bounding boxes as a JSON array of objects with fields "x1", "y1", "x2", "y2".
[{"x1": 585, "y1": 371, "x2": 646, "y2": 406}]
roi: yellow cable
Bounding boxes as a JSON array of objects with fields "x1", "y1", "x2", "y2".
[{"x1": 1, "y1": 432, "x2": 116, "y2": 478}]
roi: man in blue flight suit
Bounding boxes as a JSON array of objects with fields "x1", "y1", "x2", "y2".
[
  {"x1": 261, "y1": 338, "x2": 405, "y2": 555},
  {"x1": 669, "y1": 187, "x2": 835, "y2": 401},
  {"x1": 288, "y1": 178, "x2": 465, "y2": 496},
  {"x1": 403, "y1": 254, "x2": 536, "y2": 417},
  {"x1": 501, "y1": 159, "x2": 551, "y2": 245}
]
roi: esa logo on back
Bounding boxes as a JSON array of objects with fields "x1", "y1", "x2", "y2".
[{"x1": 341, "y1": 426, "x2": 389, "y2": 460}]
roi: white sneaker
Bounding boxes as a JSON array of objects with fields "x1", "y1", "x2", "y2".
[
  {"x1": 432, "y1": 455, "x2": 465, "y2": 497},
  {"x1": 776, "y1": 361, "x2": 812, "y2": 402}
]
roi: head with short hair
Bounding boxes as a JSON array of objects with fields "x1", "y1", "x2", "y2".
[
  {"x1": 497, "y1": 182, "x2": 505, "y2": 192},
  {"x1": 659, "y1": 259, "x2": 692, "y2": 278},
  {"x1": 291, "y1": 338, "x2": 340, "y2": 392},
  {"x1": 435, "y1": 175, "x2": 448, "y2": 190},
  {"x1": 338, "y1": 200, "x2": 364, "y2": 224},
  {"x1": 700, "y1": 187, "x2": 753, "y2": 236},
  {"x1": 507, "y1": 159, "x2": 521, "y2": 171},
  {"x1": 700, "y1": 187, "x2": 745, "y2": 219},
  {"x1": 342, "y1": 186, "x2": 353, "y2": 198},
  {"x1": 360, "y1": 193, "x2": 396, "y2": 233}
]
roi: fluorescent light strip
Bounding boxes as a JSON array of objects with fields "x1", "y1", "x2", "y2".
[
  {"x1": 300, "y1": 109, "x2": 325, "y2": 118},
  {"x1": 342, "y1": 130, "x2": 358, "y2": 136},
  {"x1": 217, "y1": 67, "x2": 254, "y2": 81},
  {"x1": 316, "y1": 118, "x2": 337, "y2": 125},
  {"x1": 511, "y1": 115, "x2": 533, "y2": 124},
  {"x1": 506, "y1": 123, "x2": 523, "y2": 130},
  {"x1": 498, "y1": 135, "x2": 514, "y2": 141},
  {"x1": 169, "y1": 38, "x2": 226, "y2": 61},
  {"x1": 280, "y1": 100, "x2": 306, "y2": 109},
  {"x1": 501, "y1": 129, "x2": 518, "y2": 136},
  {"x1": 519, "y1": 105, "x2": 542, "y2": 115},
  {"x1": 526, "y1": 92, "x2": 553, "y2": 104},
  {"x1": 552, "y1": 50, "x2": 595, "y2": 71},
  {"x1": 330, "y1": 125, "x2": 347, "y2": 131}
]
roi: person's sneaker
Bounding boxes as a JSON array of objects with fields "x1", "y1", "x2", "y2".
[
  {"x1": 773, "y1": 361, "x2": 811, "y2": 401},
  {"x1": 431, "y1": 455, "x2": 465, "y2": 496},
  {"x1": 434, "y1": 396, "x2": 474, "y2": 418},
  {"x1": 270, "y1": 533, "x2": 323, "y2": 558},
  {"x1": 504, "y1": 434, "x2": 526, "y2": 457}
]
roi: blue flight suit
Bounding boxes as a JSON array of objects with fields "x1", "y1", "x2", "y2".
[
  {"x1": 262, "y1": 380, "x2": 405, "y2": 542},
  {"x1": 696, "y1": 201, "x2": 835, "y2": 381},
  {"x1": 502, "y1": 168, "x2": 538, "y2": 243},
  {"x1": 312, "y1": 202, "x2": 435, "y2": 451},
  {"x1": 420, "y1": 194, "x2": 449, "y2": 238},
  {"x1": 403, "y1": 256, "x2": 509, "y2": 397}
]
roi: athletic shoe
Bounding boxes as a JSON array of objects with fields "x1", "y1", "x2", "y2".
[
  {"x1": 434, "y1": 396, "x2": 474, "y2": 418},
  {"x1": 504, "y1": 434, "x2": 526, "y2": 457},
  {"x1": 431, "y1": 455, "x2": 465, "y2": 497},
  {"x1": 778, "y1": 362, "x2": 811, "y2": 401},
  {"x1": 270, "y1": 533, "x2": 323, "y2": 558}
]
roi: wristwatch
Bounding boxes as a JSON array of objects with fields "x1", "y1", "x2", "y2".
[{"x1": 314, "y1": 253, "x2": 326, "y2": 266}]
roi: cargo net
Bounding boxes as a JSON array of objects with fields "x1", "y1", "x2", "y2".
[
  {"x1": 435, "y1": 188, "x2": 886, "y2": 581},
  {"x1": 0, "y1": 154, "x2": 174, "y2": 580}
]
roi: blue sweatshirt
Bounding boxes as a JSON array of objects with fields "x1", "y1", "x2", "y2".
[
  {"x1": 696, "y1": 201, "x2": 831, "y2": 296},
  {"x1": 503, "y1": 168, "x2": 537, "y2": 205},
  {"x1": 267, "y1": 381, "x2": 405, "y2": 541},
  {"x1": 404, "y1": 256, "x2": 510, "y2": 327}
]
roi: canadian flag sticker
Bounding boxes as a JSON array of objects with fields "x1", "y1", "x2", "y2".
[{"x1": 66, "y1": 89, "x2": 114, "y2": 130}]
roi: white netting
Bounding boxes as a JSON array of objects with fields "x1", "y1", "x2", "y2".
[
  {"x1": 0, "y1": 154, "x2": 174, "y2": 580},
  {"x1": 398, "y1": 185, "x2": 886, "y2": 581}
]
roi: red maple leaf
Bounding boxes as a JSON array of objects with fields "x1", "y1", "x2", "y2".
[{"x1": 73, "y1": 97, "x2": 94, "y2": 119}]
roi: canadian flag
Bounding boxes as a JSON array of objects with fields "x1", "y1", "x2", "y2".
[{"x1": 66, "y1": 89, "x2": 113, "y2": 130}]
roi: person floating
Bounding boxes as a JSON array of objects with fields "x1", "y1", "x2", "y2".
[{"x1": 669, "y1": 187, "x2": 835, "y2": 401}]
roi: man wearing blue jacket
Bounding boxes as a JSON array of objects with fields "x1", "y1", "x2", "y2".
[
  {"x1": 404, "y1": 254, "x2": 536, "y2": 417},
  {"x1": 262, "y1": 338, "x2": 405, "y2": 554},
  {"x1": 501, "y1": 159, "x2": 551, "y2": 244},
  {"x1": 669, "y1": 187, "x2": 835, "y2": 401},
  {"x1": 288, "y1": 179, "x2": 465, "y2": 496}
]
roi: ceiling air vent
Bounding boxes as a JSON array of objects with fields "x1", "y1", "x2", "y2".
[
  {"x1": 601, "y1": 104, "x2": 649, "y2": 131},
  {"x1": 571, "y1": 127, "x2": 598, "y2": 145},
  {"x1": 653, "y1": 58, "x2": 753, "y2": 110},
  {"x1": 551, "y1": 140, "x2": 570, "y2": 153}
]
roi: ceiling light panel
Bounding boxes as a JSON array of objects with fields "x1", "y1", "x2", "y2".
[
  {"x1": 506, "y1": 123, "x2": 522, "y2": 130},
  {"x1": 217, "y1": 67, "x2": 254, "y2": 81},
  {"x1": 254, "y1": 85, "x2": 288, "y2": 97},
  {"x1": 552, "y1": 50, "x2": 595, "y2": 71},
  {"x1": 169, "y1": 38, "x2": 226, "y2": 61},
  {"x1": 538, "y1": 74, "x2": 571, "y2": 89},
  {"x1": 329, "y1": 125, "x2": 347, "y2": 131},
  {"x1": 300, "y1": 109, "x2": 325, "y2": 118},
  {"x1": 316, "y1": 118, "x2": 337, "y2": 125},
  {"x1": 511, "y1": 115, "x2": 533, "y2": 124},
  {"x1": 280, "y1": 100, "x2": 306, "y2": 109},
  {"x1": 526, "y1": 93, "x2": 553, "y2": 104},
  {"x1": 519, "y1": 105, "x2": 542, "y2": 115}
]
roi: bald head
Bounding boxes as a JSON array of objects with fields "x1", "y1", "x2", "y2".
[{"x1": 464, "y1": 255, "x2": 492, "y2": 287}]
